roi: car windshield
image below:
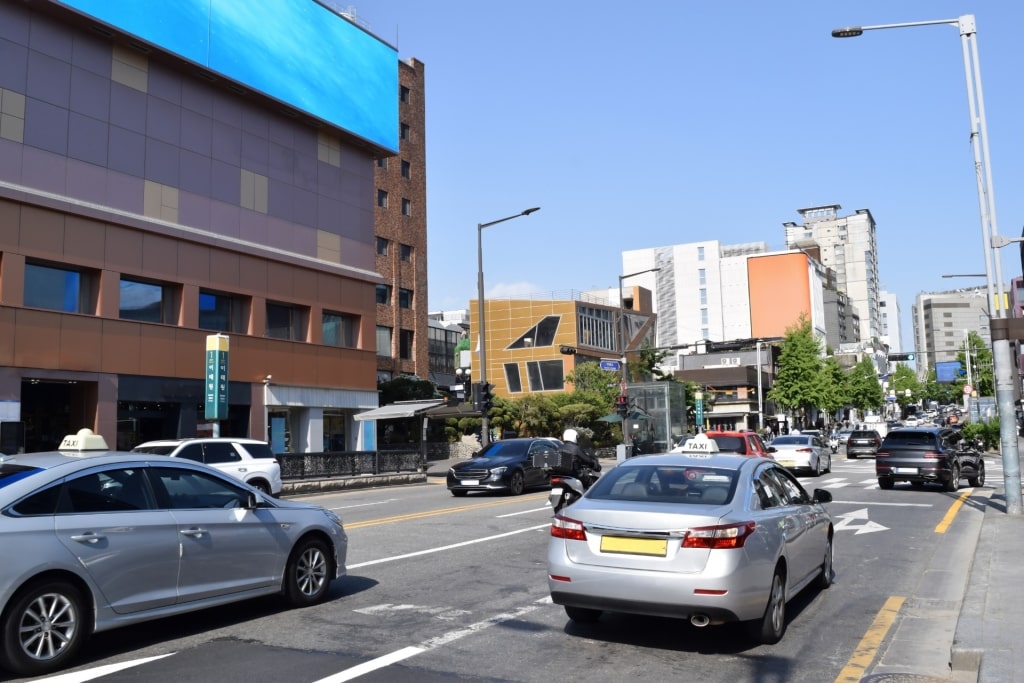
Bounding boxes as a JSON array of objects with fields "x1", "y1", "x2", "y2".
[
  {"x1": 587, "y1": 465, "x2": 736, "y2": 505},
  {"x1": 0, "y1": 464, "x2": 43, "y2": 491},
  {"x1": 475, "y1": 441, "x2": 530, "y2": 458},
  {"x1": 771, "y1": 436, "x2": 807, "y2": 446},
  {"x1": 709, "y1": 436, "x2": 745, "y2": 453}
]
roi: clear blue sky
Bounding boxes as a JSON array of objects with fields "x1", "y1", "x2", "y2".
[{"x1": 355, "y1": 1, "x2": 1024, "y2": 346}]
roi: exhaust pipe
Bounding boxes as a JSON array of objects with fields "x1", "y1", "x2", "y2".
[{"x1": 690, "y1": 613, "x2": 711, "y2": 628}]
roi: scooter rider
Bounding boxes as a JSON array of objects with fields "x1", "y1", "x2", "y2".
[{"x1": 560, "y1": 429, "x2": 601, "y2": 487}]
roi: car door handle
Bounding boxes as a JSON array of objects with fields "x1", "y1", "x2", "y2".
[
  {"x1": 180, "y1": 527, "x2": 208, "y2": 538},
  {"x1": 69, "y1": 532, "x2": 105, "y2": 544}
]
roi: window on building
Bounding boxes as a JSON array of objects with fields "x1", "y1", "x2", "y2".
[
  {"x1": 266, "y1": 302, "x2": 308, "y2": 341},
  {"x1": 505, "y1": 364, "x2": 523, "y2": 393},
  {"x1": 400, "y1": 85, "x2": 410, "y2": 103},
  {"x1": 401, "y1": 160, "x2": 411, "y2": 178},
  {"x1": 199, "y1": 290, "x2": 246, "y2": 333},
  {"x1": 698, "y1": 268, "x2": 706, "y2": 286},
  {"x1": 526, "y1": 360, "x2": 565, "y2": 392},
  {"x1": 377, "y1": 189, "x2": 388, "y2": 208},
  {"x1": 399, "y1": 329, "x2": 414, "y2": 360},
  {"x1": 402, "y1": 198, "x2": 412, "y2": 216},
  {"x1": 701, "y1": 327, "x2": 709, "y2": 339},
  {"x1": 699, "y1": 288, "x2": 707, "y2": 305},
  {"x1": 376, "y1": 326, "x2": 392, "y2": 357},
  {"x1": 376, "y1": 284, "x2": 392, "y2": 305},
  {"x1": 701, "y1": 308, "x2": 709, "y2": 325},
  {"x1": 322, "y1": 311, "x2": 358, "y2": 348},
  {"x1": 376, "y1": 157, "x2": 387, "y2": 169},
  {"x1": 697, "y1": 246, "x2": 705, "y2": 261},
  {"x1": 400, "y1": 244, "x2": 412, "y2": 262},
  {"x1": 376, "y1": 237, "x2": 389, "y2": 255},
  {"x1": 24, "y1": 262, "x2": 97, "y2": 314},
  {"x1": 120, "y1": 277, "x2": 178, "y2": 324},
  {"x1": 400, "y1": 123, "x2": 410, "y2": 141},
  {"x1": 399, "y1": 288, "x2": 413, "y2": 309}
]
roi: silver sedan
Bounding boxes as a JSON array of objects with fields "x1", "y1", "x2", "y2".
[
  {"x1": 768, "y1": 434, "x2": 832, "y2": 476},
  {"x1": 0, "y1": 430, "x2": 347, "y2": 677},
  {"x1": 547, "y1": 451, "x2": 834, "y2": 643}
]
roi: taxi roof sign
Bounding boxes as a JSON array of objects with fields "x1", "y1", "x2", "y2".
[
  {"x1": 678, "y1": 433, "x2": 720, "y2": 454},
  {"x1": 58, "y1": 428, "x2": 110, "y2": 452}
]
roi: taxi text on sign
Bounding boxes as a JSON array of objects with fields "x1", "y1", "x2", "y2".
[{"x1": 205, "y1": 334, "x2": 230, "y2": 420}]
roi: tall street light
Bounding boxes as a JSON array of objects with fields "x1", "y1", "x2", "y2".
[
  {"x1": 617, "y1": 268, "x2": 660, "y2": 451},
  {"x1": 832, "y1": 14, "x2": 1021, "y2": 515},
  {"x1": 476, "y1": 207, "x2": 540, "y2": 447}
]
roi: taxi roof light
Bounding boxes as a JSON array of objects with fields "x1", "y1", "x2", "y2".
[{"x1": 58, "y1": 428, "x2": 110, "y2": 452}]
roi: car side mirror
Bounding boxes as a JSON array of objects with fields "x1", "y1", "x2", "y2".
[
  {"x1": 812, "y1": 489, "x2": 832, "y2": 504},
  {"x1": 245, "y1": 491, "x2": 259, "y2": 509}
]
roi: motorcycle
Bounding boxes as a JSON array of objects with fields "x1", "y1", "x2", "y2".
[
  {"x1": 829, "y1": 435, "x2": 839, "y2": 453},
  {"x1": 532, "y1": 447, "x2": 598, "y2": 513}
]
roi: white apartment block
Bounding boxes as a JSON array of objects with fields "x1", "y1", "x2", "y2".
[
  {"x1": 878, "y1": 290, "x2": 903, "y2": 353},
  {"x1": 783, "y1": 205, "x2": 881, "y2": 344}
]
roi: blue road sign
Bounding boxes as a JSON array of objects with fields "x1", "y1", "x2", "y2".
[{"x1": 600, "y1": 359, "x2": 621, "y2": 372}]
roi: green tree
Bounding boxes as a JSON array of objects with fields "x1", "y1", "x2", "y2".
[
  {"x1": 767, "y1": 315, "x2": 826, "y2": 426},
  {"x1": 922, "y1": 368, "x2": 960, "y2": 406},
  {"x1": 627, "y1": 343, "x2": 673, "y2": 383},
  {"x1": 958, "y1": 331, "x2": 993, "y2": 396},
  {"x1": 890, "y1": 363, "x2": 921, "y2": 411},
  {"x1": 565, "y1": 362, "x2": 620, "y2": 403},
  {"x1": 820, "y1": 356, "x2": 849, "y2": 421},
  {"x1": 846, "y1": 357, "x2": 884, "y2": 414}
]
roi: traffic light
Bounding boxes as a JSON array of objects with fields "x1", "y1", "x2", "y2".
[
  {"x1": 888, "y1": 352, "x2": 916, "y2": 362},
  {"x1": 559, "y1": 345, "x2": 577, "y2": 355},
  {"x1": 615, "y1": 394, "x2": 629, "y2": 418},
  {"x1": 479, "y1": 382, "x2": 495, "y2": 413}
]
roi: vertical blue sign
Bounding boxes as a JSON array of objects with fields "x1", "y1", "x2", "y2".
[
  {"x1": 695, "y1": 395, "x2": 704, "y2": 431},
  {"x1": 205, "y1": 334, "x2": 230, "y2": 420}
]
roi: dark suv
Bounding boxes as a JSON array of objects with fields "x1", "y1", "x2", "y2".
[
  {"x1": 846, "y1": 429, "x2": 882, "y2": 459},
  {"x1": 875, "y1": 427, "x2": 985, "y2": 491}
]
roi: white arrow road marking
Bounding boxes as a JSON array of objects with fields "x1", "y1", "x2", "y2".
[{"x1": 834, "y1": 507, "x2": 889, "y2": 534}]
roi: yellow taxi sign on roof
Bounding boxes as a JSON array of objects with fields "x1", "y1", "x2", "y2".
[
  {"x1": 58, "y1": 428, "x2": 110, "y2": 452},
  {"x1": 678, "y1": 433, "x2": 719, "y2": 457}
]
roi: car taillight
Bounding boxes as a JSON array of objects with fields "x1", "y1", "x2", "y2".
[
  {"x1": 923, "y1": 451, "x2": 942, "y2": 459},
  {"x1": 796, "y1": 448, "x2": 814, "y2": 453},
  {"x1": 682, "y1": 521, "x2": 756, "y2": 549},
  {"x1": 550, "y1": 476, "x2": 563, "y2": 485},
  {"x1": 551, "y1": 514, "x2": 587, "y2": 541},
  {"x1": 876, "y1": 450, "x2": 888, "y2": 458}
]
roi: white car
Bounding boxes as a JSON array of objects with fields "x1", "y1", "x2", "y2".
[
  {"x1": 767, "y1": 434, "x2": 832, "y2": 476},
  {"x1": 132, "y1": 438, "x2": 282, "y2": 495}
]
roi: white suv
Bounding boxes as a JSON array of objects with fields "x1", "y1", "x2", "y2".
[{"x1": 131, "y1": 438, "x2": 282, "y2": 495}]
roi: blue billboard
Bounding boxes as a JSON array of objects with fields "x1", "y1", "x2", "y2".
[
  {"x1": 54, "y1": 0, "x2": 399, "y2": 152},
  {"x1": 935, "y1": 361, "x2": 965, "y2": 384}
]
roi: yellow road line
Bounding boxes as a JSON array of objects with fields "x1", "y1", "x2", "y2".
[
  {"x1": 935, "y1": 489, "x2": 972, "y2": 534},
  {"x1": 346, "y1": 493, "x2": 548, "y2": 529},
  {"x1": 834, "y1": 595, "x2": 905, "y2": 683}
]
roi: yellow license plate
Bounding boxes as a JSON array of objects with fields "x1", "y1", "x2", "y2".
[{"x1": 600, "y1": 536, "x2": 667, "y2": 557}]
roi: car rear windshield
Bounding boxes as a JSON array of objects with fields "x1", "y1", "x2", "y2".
[
  {"x1": 851, "y1": 431, "x2": 877, "y2": 439},
  {"x1": 587, "y1": 464, "x2": 736, "y2": 505},
  {"x1": 131, "y1": 445, "x2": 175, "y2": 455},
  {"x1": 771, "y1": 435, "x2": 808, "y2": 446},
  {"x1": 882, "y1": 432, "x2": 937, "y2": 447},
  {"x1": 709, "y1": 436, "x2": 745, "y2": 453}
]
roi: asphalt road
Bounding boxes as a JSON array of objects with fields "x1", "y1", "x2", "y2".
[{"x1": 4, "y1": 454, "x2": 993, "y2": 683}]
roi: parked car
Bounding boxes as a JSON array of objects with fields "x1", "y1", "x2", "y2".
[
  {"x1": 836, "y1": 429, "x2": 854, "y2": 447},
  {"x1": 671, "y1": 430, "x2": 774, "y2": 458},
  {"x1": 875, "y1": 427, "x2": 985, "y2": 491},
  {"x1": 547, "y1": 445, "x2": 834, "y2": 644},
  {"x1": 767, "y1": 433, "x2": 832, "y2": 476},
  {"x1": 131, "y1": 438, "x2": 282, "y2": 495},
  {"x1": 447, "y1": 437, "x2": 562, "y2": 496},
  {"x1": 846, "y1": 430, "x2": 883, "y2": 459},
  {"x1": 0, "y1": 429, "x2": 347, "y2": 677}
]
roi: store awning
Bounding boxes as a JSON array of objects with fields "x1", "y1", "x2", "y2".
[{"x1": 353, "y1": 400, "x2": 444, "y2": 421}]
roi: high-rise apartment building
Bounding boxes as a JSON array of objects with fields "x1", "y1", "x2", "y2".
[
  {"x1": 374, "y1": 58, "x2": 427, "y2": 384},
  {"x1": 878, "y1": 290, "x2": 903, "y2": 353},
  {"x1": 783, "y1": 205, "x2": 881, "y2": 344}
]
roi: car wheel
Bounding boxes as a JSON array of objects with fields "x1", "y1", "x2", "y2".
[
  {"x1": 0, "y1": 579, "x2": 88, "y2": 677},
  {"x1": 824, "y1": 454, "x2": 832, "y2": 474},
  {"x1": 251, "y1": 480, "x2": 272, "y2": 495},
  {"x1": 812, "y1": 457, "x2": 821, "y2": 477},
  {"x1": 748, "y1": 567, "x2": 786, "y2": 644},
  {"x1": 508, "y1": 470, "x2": 525, "y2": 496},
  {"x1": 968, "y1": 460, "x2": 986, "y2": 487},
  {"x1": 814, "y1": 536, "x2": 833, "y2": 591},
  {"x1": 564, "y1": 605, "x2": 601, "y2": 623},
  {"x1": 945, "y1": 465, "x2": 960, "y2": 493},
  {"x1": 878, "y1": 478, "x2": 894, "y2": 490},
  {"x1": 450, "y1": 489, "x2": 468, "y2": 497},
  {"x1": 284, "y1": 537, "x2": 333, "y2": 607}
]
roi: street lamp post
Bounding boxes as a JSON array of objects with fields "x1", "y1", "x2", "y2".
[
  {"x1": 476, "y1": 207, "x2": 540, "y2": 447},
  {"x1": 617, "y1": 267, "x2": 660, "y2": 447},
  {"x1": 832, "y1": 14, "x2": 1021, "y2": 515}
]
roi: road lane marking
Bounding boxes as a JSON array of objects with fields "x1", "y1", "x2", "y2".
[
  {"x1": 345, "y1": 493, "x2": 547, "y2": 529},
  {"x1": 827, "y1": 500, "x2": 932, "y2": 507},
  {"x1": 935, "y1": 488, "x2": 973, "y2": 534},
  {"x1": 38, "y1": 653, "x2": 175, "y2": 682},
  {"x1": 497, "y1": 506, "x2": 551, "y2": 517},
  {"x1": 348, "y1": 524, "x2": 550, "y2": 568},
  {"x1": 326, "y1": 499, "x2": 398, "y2": 511},
  {"x1": 315, "y1": 598, "x2": 551, "y2": 683},
  {"x1": 835, "y1": 596, "x2": 905, "y2": 683}
]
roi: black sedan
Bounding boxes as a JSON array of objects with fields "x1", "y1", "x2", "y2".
[
  {"x1": 875, "y1": 427, "x2": 985, "y2": 491},
  {"x1": 447, "y1": 437, "x2": 562, "y2": 496}
]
